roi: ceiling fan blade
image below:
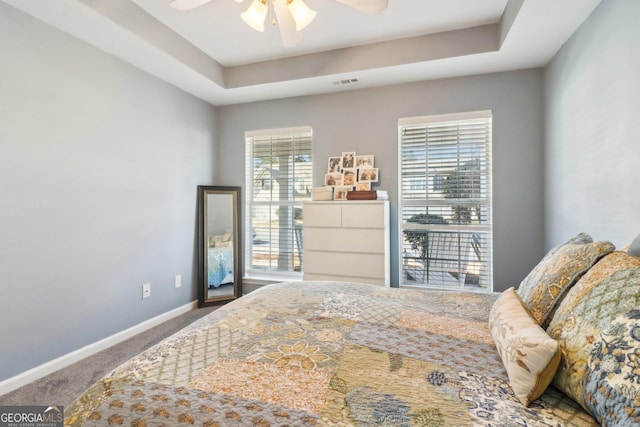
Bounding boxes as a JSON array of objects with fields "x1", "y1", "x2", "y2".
[
  {"x1": 274, "y1": 0, "x2": 304, "y2": 47},
  {"x1": 335, "y1": 0, "x2": 388, "y2": 15},
  {"x1": 169, "y1": 0, "x2": 213, "y2": 11}
]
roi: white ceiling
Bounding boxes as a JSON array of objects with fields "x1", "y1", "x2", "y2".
[{"x1": 3, "y1": 0, "x2": 601, "y2": 106}]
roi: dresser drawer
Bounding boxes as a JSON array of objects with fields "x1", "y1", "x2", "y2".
[
  {"x1": 303, "y1": 203, "x2": 341, "y2": 227},
  {"x1": 303, "y1": 250, "x2": 386, "y2": 279},
  {"x1": 304, "y1": 227, "x2": 385, "y2": 254},
  {"x1": 341, "y1": 202, "x2": 386, "y2": 228}
]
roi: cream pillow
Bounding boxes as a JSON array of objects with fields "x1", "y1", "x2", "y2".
[{"x1": 489, "y1": 288, "x2": 561, "y2": 406}]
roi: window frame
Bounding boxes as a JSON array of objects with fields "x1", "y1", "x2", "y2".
[
  {"x1": 397, "y1": 110, "x2": 493, "y2": 292},
  {"x1": 244, "y1": 126, "x2": 312, "y2": 282}
]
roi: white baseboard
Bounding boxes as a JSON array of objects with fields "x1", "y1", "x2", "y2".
[{"x1": 0, "y1": 300, "x2": 198, "y2": 397}]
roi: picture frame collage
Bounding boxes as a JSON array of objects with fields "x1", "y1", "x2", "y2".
[{"x1": 325, "y1": 152, "x2": 379, "y2": 200}]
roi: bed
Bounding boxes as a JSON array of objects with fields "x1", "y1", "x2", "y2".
[{"x1": 65, "y1": 279, "x2": 603, "y2": 426}]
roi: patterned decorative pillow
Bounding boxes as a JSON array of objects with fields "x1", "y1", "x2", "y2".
[
  {"x1": 516, "y1": 233, "x2": 614, "y2": 326},
  {"x1": 489, "y1": 288, "x2": 561, "y2": 406},
  {"x1": 628, "y1": 233, "x2": 640, "y2": 257},
  {"x1": 546, "y1": 251, "x2": 640, "y2": 425}
]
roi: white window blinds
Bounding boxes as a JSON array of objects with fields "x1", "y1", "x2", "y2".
[
  {"x1": 245, "y1": 127, "x2": 312, "y2": 278},
  {"x1": 399, "y1": 111, "x2": 493, "y2": 291}
]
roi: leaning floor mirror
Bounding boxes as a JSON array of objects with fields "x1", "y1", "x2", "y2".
[{"x1": 197, "y1": 186, "x2": 242, "y2": 307}]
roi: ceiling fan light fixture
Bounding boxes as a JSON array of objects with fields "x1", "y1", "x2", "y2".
[
  {"x1": 287, "y1": 0, "x2": 317, "y2": 31},
  {"x1": 171, "y1": 0, "x2": 388, "y2": 47},
  {"x1": 241, "y1": 0, "x2": 268, "y2": 32}
]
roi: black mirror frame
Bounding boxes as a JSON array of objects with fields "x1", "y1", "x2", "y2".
[{"x1": 197, "y1": 185, "x2": 242, "y2": 307}]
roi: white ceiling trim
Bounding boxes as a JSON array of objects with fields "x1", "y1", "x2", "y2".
[{"x1": 2, "y1": 0, "x2": 601, "y2": 106}]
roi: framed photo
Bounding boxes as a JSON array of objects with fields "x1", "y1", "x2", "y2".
[
  {"x1": 341, "y1": 151, "x2": 356, "y2": 169},
  {"x1": 333, "y1": 186, "x2": 352, "y2": 201},
  {"x1": 327, "y1": 156, "x2": 341, "y2": 173},
  {"x1": 324, "y1": 172, "x2": 343, "y2": 186},
  {"x1": 358, "y1": 168, "x2": 379, "y2": 182},
  {"x1": 355, "y1": 155, "x2": 374, "y2": 169},
  {"x1": 356, "y1": 181, "x2": 371, "y2": 191},
  {"x1": 342, "y1": 168, "x2": 357, "y2": 186}
]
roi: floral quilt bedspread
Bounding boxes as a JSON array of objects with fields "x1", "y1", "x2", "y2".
[{"x1": 65, "y1": 281, "x2": 597, "y2": 426}]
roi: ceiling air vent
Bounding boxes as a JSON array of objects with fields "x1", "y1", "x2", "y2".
[{"x1": 333, "y1": 78, "x2": 359, "y2": 86}]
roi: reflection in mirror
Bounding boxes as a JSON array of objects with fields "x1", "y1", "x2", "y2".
[{"x1": 198, "y1": 186, "x2": 242, "y2": 307}]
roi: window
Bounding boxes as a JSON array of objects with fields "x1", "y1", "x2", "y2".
[
  {"x1": 399, "y1": 111, "x2": 492, "y2": 291},
  {"x1": 245, "y1": 127, "x2": 312, "y2": 279}
]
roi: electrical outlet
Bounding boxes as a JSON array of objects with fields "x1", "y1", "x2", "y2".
[
  {"x1": 174, "y1": 275, "x2": 182, "y2": 288},
  {"x1": 142, "y1": 283, "x2": 151, "y2": 299}
]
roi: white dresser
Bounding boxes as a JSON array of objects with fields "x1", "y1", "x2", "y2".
[{"x1": 302, "y1": 200, "x2": 390, "y2": 286}]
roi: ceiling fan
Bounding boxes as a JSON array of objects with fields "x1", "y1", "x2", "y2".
[{"x1": 169, "y1": 0, "x2": 389, "y2": 47}]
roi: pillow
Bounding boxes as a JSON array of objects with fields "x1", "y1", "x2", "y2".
[
  {"x1": 546, "y1": 251, "x2": 640, "y2": 425},
  {"x1": 628, "y1": 233, "x2": 640, "y2": 257},
  {"x1": 209, "y1": 234, "x2": 232, "y2": 247},
  {"x1": 516, "y1": 233, "x2": 614, "y2": 326},
  {"x1": 489, "y1": 288, "x2": 561, "y2": 407}
]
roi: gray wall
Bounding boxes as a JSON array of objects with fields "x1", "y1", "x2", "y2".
[
  {"x1": 544, "y1": 0, "x2": 640, "y2": 248},
  {"x1": 217, "y1": 69, "x2": 545, "y2": 292},
  {"x1": 0, "y1": 3, "x2": 216, "y2": 381}
]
